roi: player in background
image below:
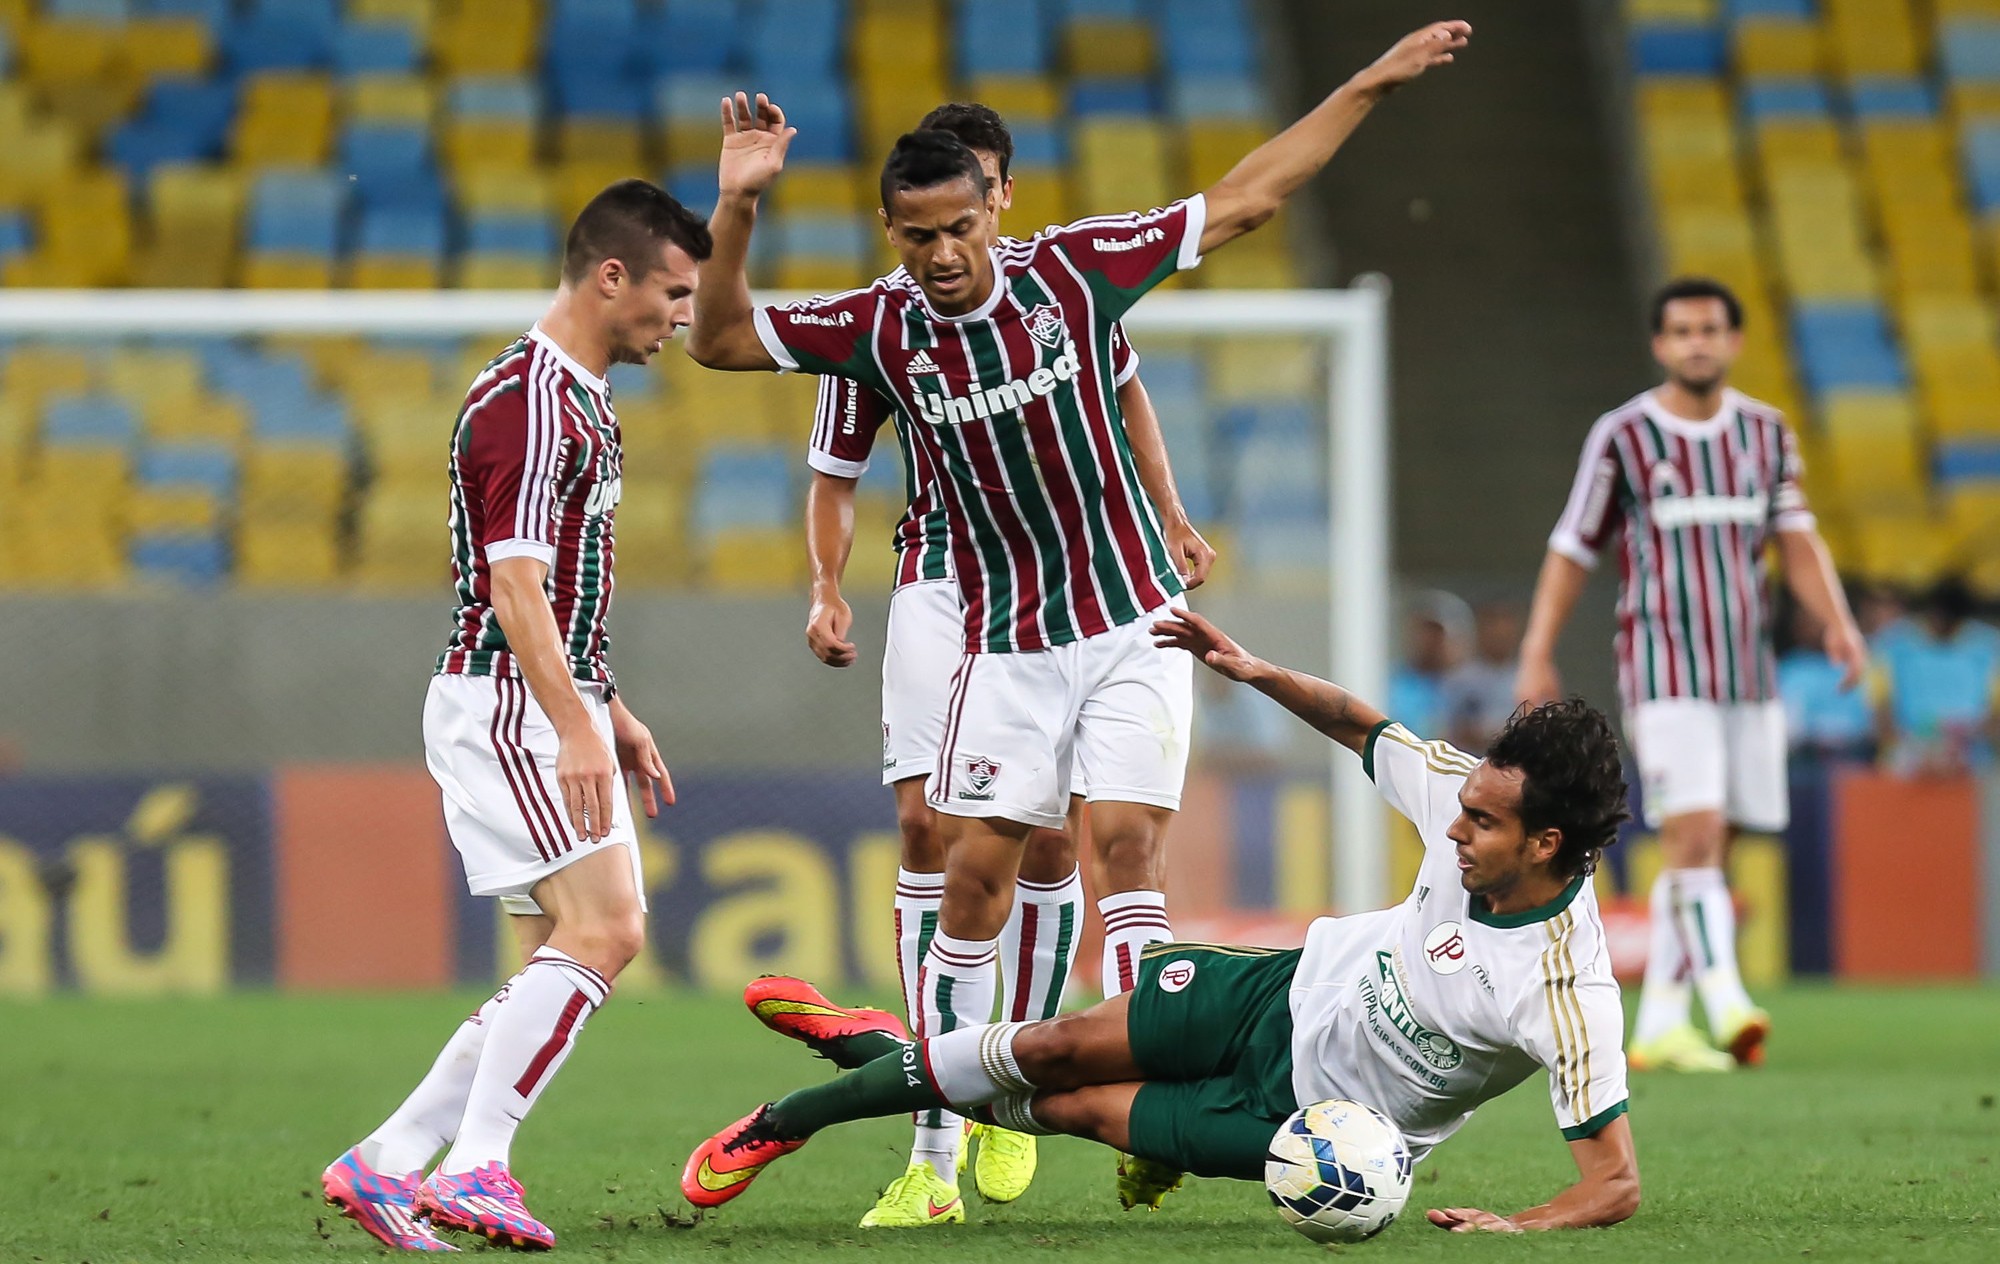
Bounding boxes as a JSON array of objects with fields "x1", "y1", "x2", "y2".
[
  {"x1": 321, "y1": 181, "x2": 708, "y2": 1252},
  {"x1": 794, "y1": 101, "x2": 1215, "y2": 1225},
  {"x1": 683, "y1": 607, "x2": 1640, "y2": 1235},
  {"x1": 688, "y1": 19, "x2": 1469, "y2": 1210},
  {"x1": 1515, "y1": 277, "x2": 1866, "y2": 1073}
]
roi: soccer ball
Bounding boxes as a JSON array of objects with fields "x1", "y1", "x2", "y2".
[{"x1": 1265, "y1": 1100, "x2": 1413, "y2": 1244}]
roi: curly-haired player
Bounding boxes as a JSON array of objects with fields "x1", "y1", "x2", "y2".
[{"x1": 683, "y1": 608, "x2": 1642, "y2": 1233}]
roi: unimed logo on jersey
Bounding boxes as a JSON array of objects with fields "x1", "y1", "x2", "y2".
[{"x1": 913, "y1": 347, "x2": 1081, "y2": 427}]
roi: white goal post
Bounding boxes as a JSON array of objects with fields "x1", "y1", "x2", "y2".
[{"x1": 0, "y1": 285, "x2": 1393, "y2": 912}]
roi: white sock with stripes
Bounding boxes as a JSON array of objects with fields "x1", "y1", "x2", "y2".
[
  {"x1": 1673, "y1": 866, "x2": 1756, "y2": 1027},
  {"x1": 923, "y1": 1021, "x2": 1037, "y2": 1107},
  {"x1": 895, "y1": 868, "x2": 964, "y2": 1182},
  {"x1": 1634, "y1": 871, "x2": 1693, "y2": 1044},
  {"x1": 437, "y1": 946, "x2": 610, "y2": 1176},
  {"x1": 360, "y1": 997, "x2": 497, "y2": 1176},
  {"x1": 1000, "y1": 867, "x2": 1085, "y2": 1023},
  {"x1": 1098, "y1": 890, "x2": 1172, "y2": 997}
]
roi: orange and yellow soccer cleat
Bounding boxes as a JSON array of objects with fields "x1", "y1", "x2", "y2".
[
  {"x1": 743, "y1": 975, "x2": 908, "y2": 1067},
  {"x1": 683, "y1": 1106, "x2": 807, "y2": 1209},
  {"x1": 1718, "y1": 1007, "x2": 1771, "y2": 1068}
]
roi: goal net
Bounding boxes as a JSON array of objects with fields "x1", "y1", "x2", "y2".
[{"x1": 0, "y1": 286, "x2": 1388, "y2": 997}]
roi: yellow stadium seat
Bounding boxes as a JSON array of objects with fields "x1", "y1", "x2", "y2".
[
  {"x1": 1002, "y1": 168, "x2": 1072, "y2": 235},
  {"x1": 39, "y1": 446, "x2": 131, "y2": 496},
  {"x1": 1660, "y1": 207, "x2": 1760, "y2": 276},
  {"x1": 1636, "y1": 77, "x2": 1732, "y2": 123},
  {"x1": 105, "y1": 349, "x2": 203, "y2": 410},
  {"x1": 1208, "y1": 340, "x2": 1322, "y2": 403},
  {"x1": 457, "y1": 167, "x2": 552, "y2": 216},
  {"x1": 334, "y1": 349, "x2": 438, "y2": 413},
  {"x1": 441, "y1": 118, "x2": 538, "y2": 175},
  {"x1": 3, "y1": 348, "x2": 95, "y2": 415},
  {"x1": 241, "y1": 256, "x2": 336, "y2": 288},
  {"x1": 555, "y1": 120, "x2": 646, "y2": 166},
  {"x1": 769, "y1": 259, "x2": 860, "y2": 291},
  {"x1": 1900, "y1": 294, "x2": 1998, "y2": 348},
  {"x1": 116, "y1": 17, "x2": 212, "y2": 82},
  {"x1": 349, "y1": 256, "x2": 446, "y2": 289},
  {"x1": 702, "y1": 527, "x2": 803, "y2": 591},
  {"x1": 456, "y1": 254, "x2": 552, "y2": 289},
  {"x1": 855, "y1": 8, "x2": 946, "y2": 84},
  {"x1": 1947, "y1": 82, "x2": 2000, "y2": 123},
  {"x1": 1626, "y1": 0, "x2": 1717, "y2": 18},
  {"x1": 1947, "y1": 484, "x2": 2000, "y2": 550},
  {"x1": 671, "y1": 370, "x2": 785, "y2": 442},
  {"x1": 1200, "y1": 249, "x2": 1300, "y2": 289},
  {"x1": 1184, "y1": 121, "x2": 1261, "y2": 189},
  {"x1": 967, "y1": 78, "x2": 1061, "y2": 124},
  {"x1": 357, "y1": 392, "x2": 458, "y2": 472},
  {"x1": 34, "y1": 171, "x2": 134, "y2": 287},
  {"x1": 1074, "y1": 118, "x2": 1172, "y2": 215},
  {"x1": 353, "y1": 484, "x2": 448, "y2": 589},
  {"x1": 1734, "y1": 18, "x2": 1825, "y2": 77},
  {"x1": 1753, "y1": 119, "x2": 1843, "y2": 175},
  {"x1": 243, "y1": 444, "x2": 349, "y2": 519},
  {"x1": 1767, "y1": 166, "x2": 1880, "y2": 299},
  {"x1": 4, "y1": 486, "x2": 126, "y2": 586},
  {"x1": 1823, "y1": 0, "x2": 1924, "y2": 77},
  {"x1": 1850, "y1": 512, "x2": 1956, "y2": 586},
  {"x1": 16, "y1": 20, "x2": 120, "y2": 89},
  {"x1": 142, "y1": 394, "x2": 249, "y2": 446},
  {"x1": 1935, "y1": 0, "x2": 2000, "y2": 15},
  {"x1": 554, "y1": 161, "x2": 647, "y2": 226},
  {"x1": 353, "y1": 0, "x2": 437, "y2": 39},
  {"x1": 130, "y1": 488, "x2": 222, "y2": 535},
  {"x1": 1859, "y1": 119, "x2": 1951, "y2": 182},
  {"x1": 1064, "y1": 21, "x2": 1156, "y2": 78},
  {"x1": 148, "y1": 163, "x2": 243, "y2": 235},
  {"x1": 1821, "y1": 392, "x2": 1928, "y2": 510},
  {"x1": 233, "y1": 73, "x2": 335, "y2": 165},
  {"x1": 0, "y1": 123, "x2": 83, "y2": 204},
  {"x1": 237, "y1": 519, "x2": 344, "y2": 587},
  {"x1": 859, "y1": 79, "x2": 952, "y2": 157},
  {"x1": 1880, "y1": 203, "x2": 1981, "y2": 298},
  {"x1": 347, "y1": 74, "x2": 436, "y2": 126},
  {"x1": 608, "y1": 479, "x2": 689, "y2": 589},
  {"x1": 431, "y1": 0, "x2": 535, "y2": 75},
  {"x1": 771, "y1": 165, "x2": 867, "y2": 214}
]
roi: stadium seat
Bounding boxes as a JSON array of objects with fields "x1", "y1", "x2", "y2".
[
  {"x1": 353, "y1": 481, "x2": 448, "y2": 587},
  {"x1": 1630, "y1": 23, "x2": 1729, "y2": 76},
  {"x1": 958, "y1": 0, "x2": 1049, "y2": 78},
  {"x1": 244, "y1": 168, "x2": 346, "y2": 282},
  {"x1": 349, "y1": 205, "x2": 447, "y2": 288},
  {"x1": 1794, "y1": 303, "x2": 1908, "y2": 394},
  {"x1": 432, "y1": 0, "x2": 535, "y2": 76},
  {"x1": 233, "y1": 72, "x2": 335, "y2": 165},
  {"x1": 745, "y1": 0, "x2": 846, "y2": 83},
  {"x1": 1733, "y1": 18, "x2": 1824, "y2": 78},
  {"x1": 223, "y1": 0, "x2": 339, "y2": 74},
  {"x1": 333, "y1": 22, "x2": 420, "y2": 75},
  {"x1": 346, "y1": 74, "x2": 435, "y2": 126},
  {"x1": 611, "y1": 477, "x2": 690, "y2": 588},
  {"x1": 635, "y1": 0, "x2": 741, "y2": 76},
  {"x1": 130, "y1": 530, "x2": 230, "y2": 586},
  {"x1": 1074, "y1": 118, "x2": 1170, "y2": 214},
  {"x1": 340, "y1": 123, "x2": 443, "y2": 212}
]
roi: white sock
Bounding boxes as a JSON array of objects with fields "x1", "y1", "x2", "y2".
[
  {"x1": 437, "y1": 946, "x2": 611, "y2": 1175},
  {"x1": 896, "y1": 868, "x2": 963, "y2": 1183},
  {"x1": 1098, "y1": 890, "x2": 1172, "y2": 997},
  {"x1": 358, "y1": 998, "x2": 496, "y2": 1176},
  {"x1": 1673, "y1": 866, "x2": 1756, "y2": 1027},
  {"x1": 1001, "y1": 867, "x2": 1085, "y2": 1022},
  {"x1": 923, "y1": 1021, "x2": 1036, "y2": 1107},
  {"x1": 1634, "y1": 871, "x2": 1693, "y2": 1044}
]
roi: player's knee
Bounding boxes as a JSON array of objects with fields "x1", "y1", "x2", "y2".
[
  {"x1": 1093, "y1": 830, "x2": 1164, "y2": 892},
  {"x1": 1020, "y1": 827, "x2": 1076, "y2": 883},
  {"x1": 896, "y1": 799, "x2": 944, "y2": 871},
  {"x1": 1011, "y1": 1014, "x2": 1088, "y2": 1088},
  {"x1": 568, "y1": 910, "x2": 646, "y2": 977},
  {"x1": 1026, "y1": 1089, "x2": 1112, "y2": 1144}
]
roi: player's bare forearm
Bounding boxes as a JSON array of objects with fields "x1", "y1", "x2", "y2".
[
  {"x1": 1514, "y1": 1119, "x2": 1641, "y2": 1229},
  {"x1": 1519, "y1": 550, "x2": 1590, "y2": 667},
  {"x1": 804, "y1": 472, "x2": 860, "y2": 668},
  {"x1": 490, "y1": 557, "x2": 593, "y2": 737},
  {"x1": 1244, "y1": 661, "x2": 1389, "y2": 756},
  {"x1": 686, "y1": 192, "x2": 775, "y2": 370},
  {"x1": 1199, "y1": 21, "x2": 1470, "y2": 254},
  {"x1": 1777, "y1": 529, "x2": 1862, "y2": 643}
]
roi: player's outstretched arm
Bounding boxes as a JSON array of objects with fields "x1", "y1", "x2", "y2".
[
  {"x1": 804, "y1": 471, "x2": 859, "y2": 667},
  {"x1": 687, "y1": 92, "x2": 794, "y2": 371},
  {"x1": 1775, "y1": 529, "x2": 1866, "y2": 689},
  {"x1": 1429, "y1": 1116, "x2": 1640, "y2": 1232},
  {"x1": 1198, "y1": 21, "x2": 1469, "y2": 256},
  {"x1": 1120, "y1": 374, "x2": 1215, "y2": 588},
  {"x1": 1515, "y1": 549, "x2": 1589, "y2": 704},
  {"x1": 491, "y1": 556, "x2": 619, "y2": 843},
  {"x1": 1153, "y1": 608, "x2": 1385, "y2": 753}
]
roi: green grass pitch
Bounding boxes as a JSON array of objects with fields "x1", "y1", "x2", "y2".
[{"x1": 4, "y1": 986, "x2": 1996, "y2": 1262}]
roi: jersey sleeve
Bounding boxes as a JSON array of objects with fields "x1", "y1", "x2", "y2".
[
  {"x1": 806, "y1": 376, "x2": 893, "y2": 478},
  {"x1": 462, "y1": 382, "x2": 560, "y2": 568},
  {"x1": 1109, "y1": 321, "x2": 1140, "y2": 387},
  {"x1": 1361, "y1": 721, "x2": 1477, "y2": 844},
  {"x1": 1045, "y1": 196, "x2": 1207, "y2": 321},
  {"x1": 754, "y1": 288, "x2": 886, "y2": 384},
  {"x1": 1770, "y1": 415, "x2": 1817, "y2": 533},
  {"x1": 1548, "y1": 417, "x2": 1627, "y2": 569},
  {"x1": 1509, "y1": 946, "x2": 1630, "y2": 1142}
]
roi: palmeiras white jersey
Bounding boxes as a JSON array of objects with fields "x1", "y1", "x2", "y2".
[{"x1": 1287, "y1": 723, "x2": 1630, "y2": 1160}]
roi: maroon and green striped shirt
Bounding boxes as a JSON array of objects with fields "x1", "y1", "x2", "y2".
[
  {"x1": 437, "y1": 327, "x2": 622, "y2": 688},
  {"x1": 765, "y1": 200, "x2": 1205, "y2": 652}
]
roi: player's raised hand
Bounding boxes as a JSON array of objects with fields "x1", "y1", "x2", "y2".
[
  {"x1": 556, "y1": 727, "x2": 621, "y2": 843},
  {"x1": 806, "y1": 591, "x2": 857, "y2": 668},
  {"x1": 610, "y1": 696, "x2": 676, "y2": 818},
  {"x1": 1355, "y1": 20, "x2": 1472, "y2": 96},
  {"x1": 718, "y1": 91, "x2": 795, "y2": 199},
  {"x1": 1153, "y1": 608, "x2": 1260, "y2": 681},
  {"x1": 1166, "y1": 520, "x2": 1218, "y2": 590},
  {"x1": 1426, "y1": 1207, "x2": 1523, "y2": 1233}
]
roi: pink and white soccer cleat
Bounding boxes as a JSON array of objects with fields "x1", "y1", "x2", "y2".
[
  {"x1": 321, "y1": 1146, "x2": 458, "y2": 1252},
  {"x1": 417, "y1": 1163, "x2": 555, "y2": 1251}
]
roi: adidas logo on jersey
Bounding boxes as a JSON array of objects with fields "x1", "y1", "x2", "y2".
[
  {"x1": 913, "y1": 346, "x2": 1080, "y2": 426},
  {"x1": 906, "y1": 350, "x2": 943, "y2": 376}
]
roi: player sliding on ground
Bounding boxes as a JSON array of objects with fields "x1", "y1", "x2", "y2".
[
  {"x1": 797, "y1": 100, "x2": 1214, "y2": 1226},
  {"x1": 689, "y1": 15, "x2": 1472, "y2": 1214},
  {"x1": 321, "y1": 182, "x2": 708, "y2": 1252},
  {"x1": 682, "y1": 607, "x2": 1641, "y2": 1233}
]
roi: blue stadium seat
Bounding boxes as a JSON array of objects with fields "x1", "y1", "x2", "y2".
[
  {"x1": 0, "y1": 211, "x2": 30, "y2": 265},
  {"x1": 0, "y1": 25, "x2": 11, "y2": 77},
  {"x1": 1235, "y1": 521, "x2": 1328, "y2": 578},
  {"x1": 552, "y1": 76, "x2": 649, "y2": 120},
  {"x1": 139, "y1": 442, "x2": 237, "y2": 496},
  {"x1": 1849, "y1": 77, "x2": 1936, "y2": 118},
  {"x1": 253, "y1": 395, "x2": 351, "y2": 445},
  {"x1": 1963, "y1": 125, "x2": 2000, "y2": 212},
  {"x1": 1009, "y1": 124, "x2": 1065, "y2": 166},
  {"x1": 1169, "y1": 76, "x2": 1267, "y2": 120},
  {"x1": 211, "y1": 351, "x2": 318, "y2": 411},
  {"x1": 605, "y1": 362, "x2": 658, "y2": 398},
  {"x1": 1792, "y1": 305, "x2": 1908, "y2": 395},
  {"x1": 107, "y1": 122, "x2": 213, "y2": 180},
  {"x1": 856, "y1": 449, "x2": 902, "y2": 499},
  {"x1": 43, "y1": 396, "x2": 139, "y2": 447},
  {"x1": 1630, "y1": 23, "x2": 1727, "y2": 76},
  {"x1": 1060, "y1": 0, "x2": 1143, "y2": 18},
  {"x1": 148, "y1": 0, "x2": 231, "y2": 24},
  {"x1": 224, "y1": 2, "x2": 338, "y2": 72},
  {"x1": 1724, "y1": 0, "x2": 1813, "y2": 18},
  {"x1": 48, "y1": 0, "x2": 132, "y2": 20},
  {"x1": 139, "y1": 79, "x2": 237, "y2": 155},
  {"x1": 1072, "y1": 79, "x2": 1157, "y2": 117},
  {"x1": 448, "y1": 76, "x2": 541, "y2": 119},
  {"x1": 332, "y1": 22, "x2": 420, "y2": 75},
  {"x1": 746, "y1": 0, "x2": 846, "y2": 82},
  {"x1": 1136, "y1": 352, "x2": 1204, "y2": 405},
  {"x1": 657, "y1": 74, "x2": 738, "y2": 122},
  {"x1": 339, "y1": 125, "x2": 444, "y2": 212},
  {"x1": 958, "y1": 0, "x2": 1049, "y2": 77},
  {"x1": 467, "y1": 213, "x2": 555, "y2": 256},
  {"x1": 774, "y1": 213, "x2": 869, "y2": 262},
  {"x1": 355, "y1": 205, "x2": 447, "y2": 258},
  {"x1": 131, "y1": 533, "x2": 231, "y2": 586},
  {"x1": 546, "y1": 0, "x2": 643, "y2": 91},
  {"x1": 1940, "y1": 22, "x2": 2000, "y2": 82},
  {"x1": 1742, "y1": 79, "x2": 1833, "y2": 120},
  {"x1": 1228, "y1": 406, "x2": 1323, "y2": 518},
  {"x1": 637, "y1": 0, "x2": 742, "y2": 75},
  {"x1": 695, "y1": 448, "x2": 794, "y2": 531},
  {"x1": 664, "y1": 164, "x2": 720, "y2": 216},
  {"x1": 1162, "y1": 21, "x2": 1256, "y2": 78},
  {"x1": 775, "y1": 80, "x2": 854, "y2": 162},
  {"x1": 1935, "y1": 444, "x2": 2000, "y2": 483}
]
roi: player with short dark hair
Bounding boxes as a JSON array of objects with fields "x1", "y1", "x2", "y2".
[
  {"x1": 795, "y1": 102, "x2": 1214, "y2": 1224},
  {"x1": 684, "y1": 608, "x2": 1641, "y2": 1235},
  {"x1": 320, "y1": 180, "x2": 706, "y2": 1252},
  {"x1": 1517, "y1": 275, "x2": 1866, "y2": 1073}
]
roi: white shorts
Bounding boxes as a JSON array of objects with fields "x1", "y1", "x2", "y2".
[
  {"x1": 423, "y1": 674, "x2": 645, "y2": 916},
  {"x1": 880, "y1": 579, "x2": 963, "y2": 786},
  {"x1": 927, "y1": 611, "x2": 1194, "y2": 831},
  {"x1": 1628, "y1": 698, "x2": 1789, "y2": 832}
]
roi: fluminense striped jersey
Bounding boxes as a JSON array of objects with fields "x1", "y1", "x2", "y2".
[
  {"x1": 1549, "y1": 387, "x2": 1815, "y2": 709},
  {"x1": 807, "y1": 308, "x2": 1141, "y2": 591},
  {"x1": 437, "y1": 326, "x2": 623, "y2": 688},
  {"x1": 760, "y1": 198, "x2": 1206, "y2": 652}
]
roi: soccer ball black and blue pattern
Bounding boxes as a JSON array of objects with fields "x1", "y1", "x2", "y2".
[{"x1": 1264, "y1": 1100, "x2": 1414, "y2": 1243}]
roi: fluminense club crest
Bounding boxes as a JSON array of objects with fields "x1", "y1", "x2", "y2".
[
  {"x1": 958, "y1": 754, "x2": 1001, "y2": 800},
  {"x1": 1024, "y1": 304, "x2": 1064, "y2": 349}
]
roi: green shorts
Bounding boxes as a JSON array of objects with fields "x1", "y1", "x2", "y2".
[{"x1": 1123, "y1": 942, "x2": 1302, "y2": 1180}]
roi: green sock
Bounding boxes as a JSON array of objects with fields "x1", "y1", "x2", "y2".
[
  {"x1": 825, "y1": 1029, "x2": 904, "y2": 1070},
  {"x1": 768, "y1": 1043, "x2": 940, "y2": 1138}
]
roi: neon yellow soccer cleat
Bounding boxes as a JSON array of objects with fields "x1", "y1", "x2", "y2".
[
  {"x1": 1715, "y1": 1006, "x2": 1771, "y2": 1068},
  {"x1": 858, "y1": 1161, "x2": 965, "y2": 1228},
  {"x1": 969, "y1": 1124, "x2": 1037, "y2": 1203},
  {"x1": 1116, "y1": 1154, "x2": 1185, "y2": 1211},
  {"x1": 1628, "y1": 1023, "x2": 1734, "y2": 1073}
]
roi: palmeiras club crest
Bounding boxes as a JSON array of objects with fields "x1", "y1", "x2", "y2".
[
  {"x1": 957, "y1": 753, "x2": 1001, "y2": 800},
  {"x1": 1024, "y1": 304, "x2": 1065, "y2": 349}
]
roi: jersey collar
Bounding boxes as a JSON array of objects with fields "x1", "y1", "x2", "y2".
[
  {"x1": 915, "y1": 248, "x2": 1006, "y2": 324},
  {"x1": 1640, "y1": 387, "x2": 1741, "y2": 437},
  {"x1": 528, "y1": 323, "x2": 609, "y2": 394},
  {"x1": 1468, "y1": 870, "x2": 1587, "y2": 929}
]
